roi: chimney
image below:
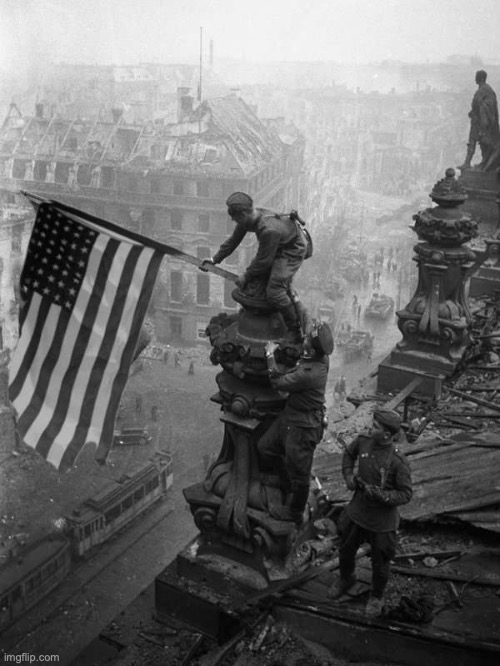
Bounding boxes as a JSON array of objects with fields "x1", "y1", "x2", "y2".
[
  {"x1": 209, "y1": 40, "x2": 214, "y2": 68},
  {"x1": 177, "y1": 87, "x2": 193, "y2": 122}
]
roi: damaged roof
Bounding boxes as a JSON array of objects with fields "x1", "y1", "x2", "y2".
[
  {"x1": 0, "y1": 94, "x2": 296, "y2": 178},
  {"x1": 316, "y1": 295, "x2": 500, "y2": 535}
]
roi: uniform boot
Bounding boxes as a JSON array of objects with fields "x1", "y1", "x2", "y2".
[
  {"x1": 271, "y1": 482, "x2": 309, "y2": 525},
  {"x1": 279, "y1": 303, "x2": 302, "y2": 342},
  {"x1": 288, "y1": 482, "x2": 311, "y2": 525}
]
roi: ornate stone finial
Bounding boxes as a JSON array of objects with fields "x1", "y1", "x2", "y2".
[
  {"x1": 429, "y1": 168, "x2": 468, "y2": 207},
  {"x1": 412, "y1": 168, "x2": 478, "y2": 245}
]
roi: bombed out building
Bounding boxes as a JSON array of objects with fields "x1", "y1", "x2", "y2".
[{"x1": 0, "y1": 90, "x2": 304, "y2": 346}]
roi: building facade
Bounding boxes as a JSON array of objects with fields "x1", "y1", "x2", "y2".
[{"x1": 0, "y1": 90, "x2": 304, "y2": 346}]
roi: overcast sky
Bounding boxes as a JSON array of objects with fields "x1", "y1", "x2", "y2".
[{"x1": 1, "y1": 0, "x2": 499, "y2": 76}]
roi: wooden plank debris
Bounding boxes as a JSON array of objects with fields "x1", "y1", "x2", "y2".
[
  {"x1": 447, "y1": 387, "x2": 500, "y2": 413},
  {"x1": 315, "y1": 428, "x2": 500, "y2": 533},
  {"x1": 384, "y1": 377, "x2": 425, "y2": 410}
]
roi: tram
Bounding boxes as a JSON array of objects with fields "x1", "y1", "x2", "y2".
[
  {"x1": 0, "y1": 452, "x2": 173, "y2": 630},
  {"x1": 66, "y1": 451, "x2": 173, "y2": 557},
  {"x1": 0, "y1": 536, "x2": 71, "y2": 631}
]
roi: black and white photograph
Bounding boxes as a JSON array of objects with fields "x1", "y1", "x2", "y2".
[{"x1": 0, "y1": 1, "x2": 499, "y2": 664}]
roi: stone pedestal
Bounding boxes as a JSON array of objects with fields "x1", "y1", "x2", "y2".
[
  {"x1": 378, "y1": 169, "x2": 478, "y2": 396},
  {"x1": 155, "y1": 541, "x2": 247, "y2": 640},
  {"x1": 459, "y1": 168, "x2": 500, "y2": 297},
  {"x1": 181, "y1": 292, "x2": 305, "y2": 594},
  {"x1": 469, "y1": 239, "x2": 500, "y2": 298},
  {"x1": 458, "y1": 168, "x2": 500, "y2": 237}
]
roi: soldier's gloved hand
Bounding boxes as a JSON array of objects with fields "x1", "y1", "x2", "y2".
[
  {"x1": 365, "y1": 485, "x2": 388, "y2": 502},
  {"x1": 345, "y1": 474, "x2": 356, "y2": 491},
  {"x1": 200, "y1": 258, "x2": 215, "y2": 272},
  {"x1": 265, "y1": 341, "x2": 280, "y2": 357}
]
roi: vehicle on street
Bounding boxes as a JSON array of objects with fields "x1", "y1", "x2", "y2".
[
  {"x1": 113, "y1": 427, "x2": 152, "y2": 447},
  {"x1": 364, "y1": 293, "x2": 395, "y2": 319},
  {"x1": 344, "y1": 330, "x2": 374, "y2": 362}
]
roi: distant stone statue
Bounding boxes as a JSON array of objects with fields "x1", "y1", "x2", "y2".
[{"x1": 461, "y1": 70, "x2": 500, "y2": 171}]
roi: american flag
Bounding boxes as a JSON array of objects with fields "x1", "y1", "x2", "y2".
[{"x1": 9, "y1": 200, "x2": 164, "y2": 472}]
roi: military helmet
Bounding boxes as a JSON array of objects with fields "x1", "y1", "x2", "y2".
[{"x1": 310, "y1": 320, "x2": 334, "y2": 356}]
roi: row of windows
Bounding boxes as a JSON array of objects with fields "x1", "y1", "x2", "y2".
[
  {"x1": 103, "y1": 476, "x2": 160, "y2": 524},
  {"x1": 5, "y1": 158, "x2": 228, "y2": 199},
  {"x1": 170, "y1": 271, "x2": 235, "y2": 308},
  {"x1": 24, "y1": 552, "x2": 68, "y2": 596},
  {"x1": 168, "y1": 316, "x2": 224, "y2": 342}
]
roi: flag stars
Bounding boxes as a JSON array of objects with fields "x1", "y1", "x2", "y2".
[{"x1": 24, "y1": 203, "x2": 97, "y2": 311}]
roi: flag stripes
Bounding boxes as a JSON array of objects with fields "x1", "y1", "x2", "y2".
[{"x1": 9, "y1": 200, "x2": 164, "y2": 471}]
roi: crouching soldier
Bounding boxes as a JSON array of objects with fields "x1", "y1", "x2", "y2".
[
  {"x1": 200, "y1": 192, "x2": 311, "y2": 340},
  {"x1": 328, "y1": 408, "x2": 412, "y2": 617}
]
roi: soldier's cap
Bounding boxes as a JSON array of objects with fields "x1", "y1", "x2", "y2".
[
  {"x1": 373, "y1": 408, "x2": 402, "y2": 434},
  {"x1": 310, "y1": 320, "x2": 334, "y2": 356},
  {"x1": 226, "y1": 192, "x2": 253, "y2": 214}
]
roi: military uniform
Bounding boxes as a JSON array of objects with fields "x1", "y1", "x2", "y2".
[
  {"x1": 339, "y1": 434, "x2": 412, "y2": 598},
  {"x1": 212, "y1": 208, "x2": 308, "y2": 311},
  {"x1": 257, "y1": 354, "x2": 329, "y2": 520}
]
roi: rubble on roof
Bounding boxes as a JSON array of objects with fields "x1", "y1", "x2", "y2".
[{"x1": 315, "y1": 290, "x2": 500, "y2": 535}]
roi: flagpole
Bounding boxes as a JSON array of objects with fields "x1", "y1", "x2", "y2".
[{"x1": 19, "y1": 190, "x2": 238, "y2": 283}]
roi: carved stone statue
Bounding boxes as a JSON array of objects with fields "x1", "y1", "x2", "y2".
[{"x1": 461, "y1": 70, "x2": 500, "y2": 171}]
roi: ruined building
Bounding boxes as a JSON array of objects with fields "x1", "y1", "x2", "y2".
[{"x1": 0, "y1": 90, "x2": 304, "y2": 346}]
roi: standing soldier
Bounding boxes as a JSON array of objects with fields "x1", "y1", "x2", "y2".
[
  {"x1": 257, "y1": 322, "x2": 333, "y2": 524},
  {"x1": 328, "y1": 409, "x2": 412, "y2": 616}
]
